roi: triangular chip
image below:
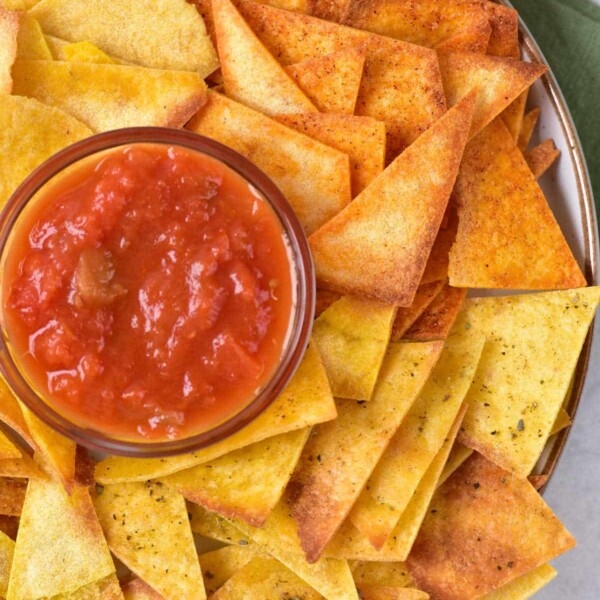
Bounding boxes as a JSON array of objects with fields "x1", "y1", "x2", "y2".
[
  {"x1": 286, "y1": 50, "x2": 365, "y2": 114},
  {"x1": 309, "y1": 92, "x2": 475, "y2": 305},
  {"x1": 236, "y1": 0, "x2": 446, "y2": 159},
  {"x1": 448, "y1": 119, "x2": 585, "y2": 289},
  {"x1": 481, "y1": 564, "x2": 557, "y2": 599},
  {"x1": 312, "y1": 296, "x2": 396, "y2": 400},
  {"x1": 481, "y1": 2, "x2": 519, "y2": 59},
  {"x1": 16, "y1": 13, "x2": 52, "y2": 59},
  {"x1": 449, "y1": 288, "x2": 600, "y2": 476},
  {"x1": 358, "y1": 586, "x2": 428, "y2": 600},
  {"x1": 94, "y1": 481, "x2": 205, "y2": 600},
  {"x1": 0, "y1": 7, "x2": 18, "y2": 93},
  {"x1": 404, "y1": 285, "x2": 467, "y2": 341},
  {"x1": 7, "y1": 479, "x2": 114, "y2": 599},
  {"x1": 187, "y1": 91, "x2": 350, "y2": 235},
  {"x1": 437, "y1": 442, "x2": 473, "y2": 488},
  {"x1": 288, "y1": 342, "x2": 443, "y2": 562},
  {"x1": 518, "y1": 107, "x2": 540, "y2": 151},
  {"x1": 351, "y1": 561, "x2": 413, "y2": 588},
  {"x1": 277, "y1": 113, "x2": 386, "y2": 197},
  {"x1": 213, "y1": 0, "x2": 315, "y2": 116},
  {"x1": 391, "y1": 281, "x2": 445, "y2": 341},
  {"x1": 342, "y1": 0, "x2": 491, "y2": 53},
  {"x1": 199, "y1": 546, "x2": 257, "y2": 595},
  {"x1": 438, "y1": 52, "x2": 546, "y2": 138},
  {"x1": 57, "y1": 574, "x2": 124, "y2": 599},
  {"x1": 95, "y1": 341, "x2": 336, "y2": 484},
  {"x1": 189, "y1": 503, "x2": 250, "y2": 545},
  {"x1": 63, "y1": 41, "x2": 116, "y2": 64},
  {"x1": 0, "y1": 431, "x2": 20, "y2": 461},
  {"x1": 12, "y1": 59, "x2": 206, "y2": 132},
  {"x1": 0, "y1": 452, "x2": 46, "y2": 480},
  {"x1": 211, "y1": 556, "x2": 322, "y2": 600},
  {"x1": 550, "y1": 408, "x2": 572, "y2": 436},
  {"x1": 0, "y1": 478, "x2": 26, "y2": 516},
  {"x1": 406, "y1": 454, "x2": 575, "y2": 599},
  {"x1": 419, "y1": 217, "x2": 457, "y2": 285},
  {"x1": 501, "y1": 90, "x2": 528, "y2": 142},
  {"x1": 349, "y1": 337, "x2": 484, "y2": 549},
  {"x1": 121, "y1": 577, "x2": 163, "y2": 600},
  {"x1": 525, "y1": 138, "x2": 560, "y2": 179},
  {"x1": 31, "y1": 0, "x2": 218, "y2": 76},
  {"x1": 160, "y1": 429, "x2": 309, "y2": 526},
  {"x1": 0, "y1": 530, "x2": 14, "y2": 597}
]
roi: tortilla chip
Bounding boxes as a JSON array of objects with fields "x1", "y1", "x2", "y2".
[
  {"x1": 449, "y1": 119, "x2": 585, "y2": 289},
  {"x1": 0, "y1": 452, "x2": 46, "y2": 480},
  {"x1": 94, "y1": 481, "x2": 205, "y2": 600},
  {"x1": 482, "y1": 2, "x2": 519, "y2": 59},
  {"x1": 121, "y1": 578, "x2": 163, "y2": 600},
  {"x1": 7, "y1": 478, "x2": 114, "y2": 600},
  {"x1": 31, "y1": 0, "x2": 218, "y2": 76},
  {"x1": 286, "y1": 49, "x2": 365, "y2": 115},
  {"x1": 187, "y1": 92, "x2": 350, "y2": 235},
  {"x1": 54, "y1": 574, "x2": 124, "y2": 599},
  {"x1": 358, "y1": 587, "x2": 429, "y2": 600},
  {"x1": 189, "y1": 503, "x2": 251, "y2": 545},
  {"x1": 0, "y1": 7, "x2": 18, "y2": 93},
  {"x1": 63, "y1": 41, "x2": 116, "y2": 64},
  {"x1": 501, "y1": 91, "x2": 528, "y2": 142},
  {"x1": 437, "y1": 443, "x2": 474, "y2": 488},
  {"x1": 406, "y1": 454, "x2": 574, "y2": 599},
  {"x1": 289, "y1": 342, "x2": 443, "y2": 562},
  {"x1": 0, "y1": 430, "x2": 20, "y2": 461},
  {"x1": 0, "y1": 530, "x2": 14, "y2": 597},
  {"x1": 342, "y1": 0, "x2": 491, "y2": 53},
  {"x1": 351, "y1": 561, "x2": 413, "y2": 588},
  {"x1": 160, "y1": 429, "x2": 309, "y2": 526},
  {"x1": 481, "y1": 564, "x2": 557, "y2": 599},
  {"x1": 96, "y1": 341, "x2": 335, "y2": 484},
  {"x1": 0, "y1": 478, "x2": 26, "y2": 516},
  {"x1": 277, "y1": 113, "x2": 386, "y2": 197},
  {"x1": 528, "y1": 474, "x2": 549, "y2": 491},
  {"x1": 12, "y1": 59, "x2": 206, "y2": 132},
  {"x1": 419, "y1": 218, "x2": 457, "y2": 285},
  {"x1": 310, "y1": 92, "x2": 475, "y2": 305},
  {"x1": 518, "y1": 107, "x2": 540, "y2": 152},
  {"x1": 199, "y1": 545, "x2": 257, "y2": 595},
  {"x1": 551, "y1": 408, "x2": 572, "y2": 436},
  {"x1": 315, "y1": 289, "x2": 341, "y2": 318},
  {"x1": 0, "y1": 516, "x2": 18, "y2": 541},
  {"x1": 450, "y1": 288, "x2": 600, "y2": 476},
  {"x1": 312, "y1": 296, "x2": 396, "y2": 400},
  {"x1": 211, "y1": 556, "x2": 322, "y2": 600},
  {"x1": 16, "y1": 13, "x2": 52, "y2": 59},
  {"x1": 404, "y1": 285, "x2": 467, "y2": 341},
  {"x1": 391, "y1": 281, "x2": 446, "y2": 342},
  {"x1": 525, "y1": 139, "x2": 560, "y2": 179},
  {"x1": 438, "y1": 52, "x2": 545, "y2": 138},
  {"x1": 236, "y1": 0, "x2": 446, "y2": 160},
  {"x1": 350, "y1": 337, "x2": 484, "y2": 549}
]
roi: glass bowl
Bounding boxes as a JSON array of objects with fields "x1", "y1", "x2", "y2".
[{"x1": 0, "y1": 127, "x2": 315, "y2": 457}]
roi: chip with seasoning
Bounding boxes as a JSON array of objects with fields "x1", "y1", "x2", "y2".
[{"x1": 198, "y1": 545, "x2": 257, "y2": 595}]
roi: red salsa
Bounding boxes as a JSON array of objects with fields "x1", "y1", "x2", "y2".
[{"x1": 2, "y1": 144, "x2": 294, "y2": 440}]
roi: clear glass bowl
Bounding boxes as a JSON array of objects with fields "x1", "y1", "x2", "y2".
[{"x1": 0, "y1": 127, "x2": 315, "y2": 457}]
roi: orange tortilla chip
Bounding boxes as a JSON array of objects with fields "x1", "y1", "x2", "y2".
[
  {"x1": 529, "y1": 474, "x2": 549, "y2": 491},
  {"x1": 213, "y1": 0, "x2": 316, "y2": 116},
  {"x1": 406, "y1": 454, "x2": 576, "y2": 599},
  {"x1": 236, "y1": 0, "x2": 446, "y2": 160},
  {"x1": 342, "y1": 0, "x2": 491, "y2": 53},
  {"x1": 448, "y1": 119, "x2": 585, "y2": 289},
  {"x1": 0, "y1": 430, "x2": 20, "y2": 461},
  {"x1": 0, "y1": 478, "x2": 26, "y2": 516},
  {"x1": 277, "y1": 113, "x2": 386, "y2": 197},
  {"x1": 404, "y1": 285, "x2": 467, "y2": 341},
  {"x1": 187, "y1": 91, "x2": 350, "y2": 235},
  {"x1": 525, "y1": 139, "x2": 560, "y2": 179},
  {"x1": 288, "y1": 342, "x2": 443, "y2": 563},
  {"x1": 0, "y1": 516, "x2": 18, "y2": 540},
  {"x1": 309, "y1": 92, "x2": 475, "y2": 305},
  {"x1": 501, "y1": 91, "x2": 528, "y2": 142},
  {"x1": 438, "y1": 52, "x2": 546, "y2": 139},
  {"x1": 481, "y1": 2, "x2": 519, "y2": 59},
  {"x1": 286, "y1": 50, "x2": 365, "y2": 115},
  {"x1": 518, "y1": 107, "x2": 540, "y2": 151},
  {"x1": 0, "y1": 7, "x2": 18, "y2": 93},
  {"x1": 419, "y1": 216, "x2": 457, "y2": 285}
]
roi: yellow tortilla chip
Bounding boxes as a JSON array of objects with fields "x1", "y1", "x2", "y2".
[
  {"x1": 122, "y1": 578, "x2": 164, "y2": 600},
  {"x1": 481, "y1": 2, "x2": 519, "y2": 59},
  {"x1": 391, "y1": 281, "x2": 446, "y2": 342},
  {"x1": 187, "y1": 91, "x2": 350, "y2": 235},
  {"x1": 404, "y1": 285, "x2": 467, "y2": 341},
  {"x1": 451, "y1": 288, "x2": 600, "y2": 476},
  {"x1": 236, "y1": 0, "x2": 446, "y2": 160},
  {"x1": 213, "y1": 0, "x2": 315, "y2": 116},
  {"x1": 0, "y1": 6, "x2": 18, "y2": 93},
  {"x1": 0, "y1": 478, "x2": 26, "y2": 516},
  {"x1": 16, "y1": 13, "x2": 52, "y2": 59},
  {"x1": 7, "y1": 479, "x2": 114, "y2": 600},
  {"x1": 289, "y1": 342, "x2": 443, "y2": 562},
  {"x1": 31, "y1": 0, "x2": 218, "y2": 76},
  {"x1": 12, "y1": 59, "x2": 206, "y2": 132},
  {"x1": 53, "y1": 574, "x2": 124, "y2": 599},
  {"x1": 437, "y1": 442, "x2": 474, "y2": 488},
  {"x1": 0, "y1": 530, "x2": 14, "y2": 597},
  {"x1": 351, "y1": 561, "x2": 413, "y2": 588},
  {"x1": 342, "y1": 0, "x2": 491, "y2": 53},
  {"x1": 277, "y1": 113, "x2": 386, "y2": 197},
  {"x1": 63, "y1": 41, "x2": 115, "y2": 64},
  {"x1": 310, "y1": 93, "x2": 475, "y2": 305},
  {"x1": 449, "y1": 119, "x2": 585, "y2": 289},
  {"x1": 161, "y1": 429, "x2": 309, "y2": 526},
  {"x1": 211, "y1": 556, "x2": 322, "y2": 600},
  {"x1": 189, "y1": 503, "x2": 251, "y2": 545},
  {"x1": 95, "y1": 340, "x2": 336, "y2": 480},
  {"x1": 199, "y1": 545, "x2": 258, "y2": 595},
  {"x1": 286, "y1": 49, "x2": 365, "y2": 115},
  {"x1": 0, "y1": 430, "x2": 20, "y2": 461},
  {"x1": 518, "y1": 107, "x2": 540, "y2": 152},
  {"x1": 0, "y1": 452, "x2": 46, "y2": 480},
  {"x1": 406, "y1": 454, "x2": 574, "y2": 599},
  {"x1": 481, "y1": 564, "x2": 557, "y2": 599},
  {"x1": 315, "y1": 289, "x2": 341, "y2": 318},
  {"x1": 550, "y1": 408, "x2": 572, "y2": 436},
  {"x1": 438, "y1": 52, "x2": 545, "y2": 139},
  {"x1": 350, "y1": 337, "x2": 484, "y2": 550},
  {"x1": 525, "y1": 138, "x2": 560, "y2": 179},
  {"x1": 358, "y1": 587, "x2": 429, "y2": 600},
  {"x1": 312, "y1": 296, "x2": 396, "y2": 400},
  {"x1": 94, "y1": 481, "x2": 205, "y2": 600}
]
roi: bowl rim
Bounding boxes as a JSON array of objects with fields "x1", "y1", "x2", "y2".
[{"x1": 0, "y1": 127, "x2": 316, "y2": 457}]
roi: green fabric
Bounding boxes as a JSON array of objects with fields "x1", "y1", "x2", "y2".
[{"x1": 511, "y1": 0, "x2": 600, "y2": 214}]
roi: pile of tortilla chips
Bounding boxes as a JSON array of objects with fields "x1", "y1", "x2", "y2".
[{"x1": 0, "y1": 0, "x2": 596, "y2": 598}]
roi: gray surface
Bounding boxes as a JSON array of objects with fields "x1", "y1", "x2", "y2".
[{"x1": 538, "y1": 320, "x2": 600, "y2": 599}]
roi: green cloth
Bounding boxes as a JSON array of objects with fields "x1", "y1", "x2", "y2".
[{"x1": 511, "y1": 0, "x2": 600, "y2": 214}]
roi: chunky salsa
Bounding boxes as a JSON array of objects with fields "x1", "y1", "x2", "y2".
[{"x1": 2, "y1": 144, "x2": 295, "y2": 441}]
